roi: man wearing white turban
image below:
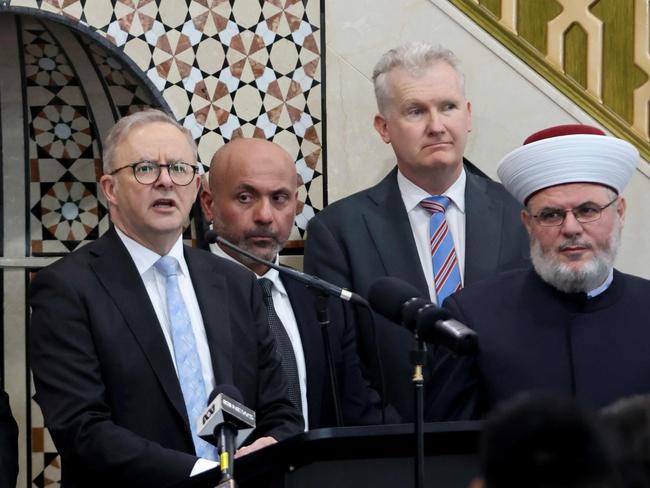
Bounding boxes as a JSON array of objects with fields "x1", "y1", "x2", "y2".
[{"x1": 444, "y1": 124, "x2": 650, "y2": 413}]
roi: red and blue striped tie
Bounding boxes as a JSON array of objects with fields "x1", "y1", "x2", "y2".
[{"x1": 420, "y1": 196, "x2": 462, "y2": 303}]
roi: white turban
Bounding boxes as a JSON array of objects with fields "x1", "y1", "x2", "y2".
[{"x1": 497, "y1": 125, "x2": 639, "y2": 204}]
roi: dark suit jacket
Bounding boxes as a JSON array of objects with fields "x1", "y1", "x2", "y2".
[
  {"x1": 0, "y1": 390, "x2": 18, "y2": 488},
  {"x1": 281, "y1": 276, "x2": 398, "y2": 427},
  {"x1": 303, "y1": 167, "x2": 530, "y2": 420},
  {"x1": 29, "y1": 228, "x2": 303, "y2": 488}
]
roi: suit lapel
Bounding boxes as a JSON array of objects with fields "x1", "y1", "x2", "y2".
[
  {"x1": 89, "y1": 228, "x2": 188, "y2": 424},
  {"x1": 186, "y1": 248, "x2": 234, "y2": 388},
  {"x1": 464, "y1": 171, "x2": 503, "y2": 285},
  {"x1": 364, "y1": 169, "x2": 430, "y2": 296},
  {"x1": 281, "y1": 275, "x2": 325, "y2": 427}
]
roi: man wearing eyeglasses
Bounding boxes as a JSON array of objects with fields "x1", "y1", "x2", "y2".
[
  {"x1": 29, "y1": 109, "x2": 303, "y2": 488},
  {"x1": 443, "y1": 124, "x2": 650, "y2": 413}
]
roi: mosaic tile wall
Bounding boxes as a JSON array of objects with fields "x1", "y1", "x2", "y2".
[
  {"x1": 13, "y1": 0, "x2": 324, "y2": 248},
  {"x1": 26, "y1": 21, "x2": 109, "y2": 254},
  {"x1": 0, "y1": 2, "x2": 324, "y2": 486}
]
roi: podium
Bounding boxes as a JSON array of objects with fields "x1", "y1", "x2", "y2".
[{"x1": 177, "y1": 421, "x2": 481, "y2": 488}]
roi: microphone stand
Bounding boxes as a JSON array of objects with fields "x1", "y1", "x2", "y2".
[
  {"x1": 410, "y1": 339, "x2": 427, "y2": 488},
  {"x1": 205, "y1": 231, "x2": 369, "y2": 307},
  {"x1": 216, "y1": 423, "x2": 237, "y2": 488},
  {"x1": 216, "y1": 478, "x2": 236, "y2": 488},
  {"x1": 206, "y1": 232, "x2": 345, "y2": 427},
  {"x1": 316, "y1": 292, "x2": 343, "y2": 427}
]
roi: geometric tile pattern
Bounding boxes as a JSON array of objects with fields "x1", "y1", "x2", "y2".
[
  {"x1": 30, "y1": 379, "x2": 59, "y2": 488},
  {"x1": 86, "y1": 42, "x2": 155, "y2": 117},
  {"x1": 450, "y1": 0, "x2": 649, "y2": 160},
  {"x1": 24, "y1": 20, "x2": 109, "y2": 254},
  {"x1": 102, "y1": 0, "x2": 324, "y2": 240},
  {"x1": 16, "y1": 0, "x2": 324, "y2": 240}
]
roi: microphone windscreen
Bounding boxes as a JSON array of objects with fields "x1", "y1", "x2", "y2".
[
  {"x1": 204, "y1": 229, "x2": 218, "y2": 244},
  {"x1": 208, "y1": 384, "x2": 244, "y2": 405},
  {"x1": 418, "y1": 319, "x2": 478, "y2": 356},
  {"x1": 368, "y1": 276, "x2": 426, "y2": 325}
]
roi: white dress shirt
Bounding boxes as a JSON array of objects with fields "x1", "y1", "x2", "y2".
[
  {"x1": 116, "y1": 228, "x2": 218, "y2": 475},
  {"x1": 397, "y1": 168, "x2": 467, "y2": 304},
  {"x1": 210, "y1": 243, "x2": 309, "y2": 430}
]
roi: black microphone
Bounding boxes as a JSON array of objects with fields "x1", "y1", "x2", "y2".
[
  {"x1": 205, "y1": 229, "x2": 369, "y2": 307},
  {"x1": 197, "y1": 385, "x2": 256, "y2": 482},
  {"x1": 415, "y1": 305, "x2": 478, "y2": 355},
  {"x1": 368, "y1": 277, "x2": 444, "y2": 331},
  {"x1": 368, "y1": 276, "x2": 478, "y2": 355}
]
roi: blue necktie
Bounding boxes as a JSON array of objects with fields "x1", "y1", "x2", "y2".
[
  {"x1": 155, "y1": 256, "x2": 217, "y2": 460},
  {"x1": 420, "y1": 196, "x2": 463, "y2": 303}
]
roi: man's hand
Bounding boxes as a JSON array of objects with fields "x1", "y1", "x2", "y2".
[{"x1": 235, "y1": 436, "x2": 277, "y2": 458}]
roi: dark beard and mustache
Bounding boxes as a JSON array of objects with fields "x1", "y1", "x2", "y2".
[
  {"x1": 213, "y1": 222, "x2": 286, "y2": 266},
  {"x1": 530, "y1": 221, "x2": 621, "y2": 294}
]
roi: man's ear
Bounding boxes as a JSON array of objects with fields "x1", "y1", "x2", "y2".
[
  {"x1": 200, "y1": 188, "x2": 214, "y2": 223},
  {"x1": 521, "y1": 207, "x2": 532, "y2": 232},
  {"x1": 373, "y1": 113, "x2": 391, "y2": 144},
  {"x1": 617, "y1": 196, "x2": 626, "y2": 226},
  {"x1": 99, "y1": 175, "x2": 117, "y2": 206}
]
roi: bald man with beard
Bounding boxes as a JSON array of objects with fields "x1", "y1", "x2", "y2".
[{"x1": 201, "y1": 138, "x2": 398, "y2": 429}]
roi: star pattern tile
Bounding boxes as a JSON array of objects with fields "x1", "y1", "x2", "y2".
[
  {"x1": 23, "y1": 19, "x2": 109, "y2": 255},
  {"x1": 82, "y1": 0, "x2": 322, "y2": 233},
  {"x1": 87, "y1": 43, "x2": 155, "y2": 116}
]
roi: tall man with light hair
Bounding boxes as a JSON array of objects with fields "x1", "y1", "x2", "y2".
[
  {"x1": 304, "y1": 42, "x2": 529, "y2": 420},
  {"x1": 444, "y1": 124, "x2": 650, "y2": 412},
  {"x1": 29, "y1": 109, "x2": 303, "y2": 488}
]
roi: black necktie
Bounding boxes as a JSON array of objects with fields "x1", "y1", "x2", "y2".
[{"x1": 258, "y1": 278, "x2": 303, "y2": 413}]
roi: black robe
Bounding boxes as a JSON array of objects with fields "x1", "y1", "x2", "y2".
[{"x1": 444, "y1": 268, "x2": 650, "y2": 413}]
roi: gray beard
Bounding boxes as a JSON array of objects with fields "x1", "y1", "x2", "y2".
[{"x1": 530, "y1": 224, "x2": 621, "y2": 294}]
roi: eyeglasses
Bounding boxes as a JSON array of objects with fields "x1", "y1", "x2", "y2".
[
  {"x1": 530, "y1": 197, "x2": 618, "y2": 227},
  {"x1": 109, "y1": 161, "x2": 199, "y2": 186}
]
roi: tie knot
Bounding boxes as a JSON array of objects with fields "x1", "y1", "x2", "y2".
[
  {"x1": 258, "y1": 278, "x2": 273, "y2": 301},
  {"x1": 155, "y1": 255, "x2": 179, "y2": 278},
  {"x1": 421, "y1": 196, "x2": 450, "y2": 214}
]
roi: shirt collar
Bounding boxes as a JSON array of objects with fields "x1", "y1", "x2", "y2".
[
  {"x1": 259, "y1": 266, "x2": 288, "y2": 297},
  {"x1": 587, "y1": 268, "x2": 614, "y2": 298},
  {"x1": 115, "y1": 226, "x2": 188, "y2": 277},
  {"x1": 397, "y1": 167, "x2": 466, "y2": 213},
  {"x1": 209, "y1": 243, "x2": 288, "y2": 296}
]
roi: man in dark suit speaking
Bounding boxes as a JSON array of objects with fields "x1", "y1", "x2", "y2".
[
  {"x1": 29, "y1": 110, "x2": 303, "y2": 488},
  {"x1": 303, "y1": 42, "x2": 530, "y2": 420},
  {"x1": 200, "y1": 137, "x2": 396, "y2": 429}
]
